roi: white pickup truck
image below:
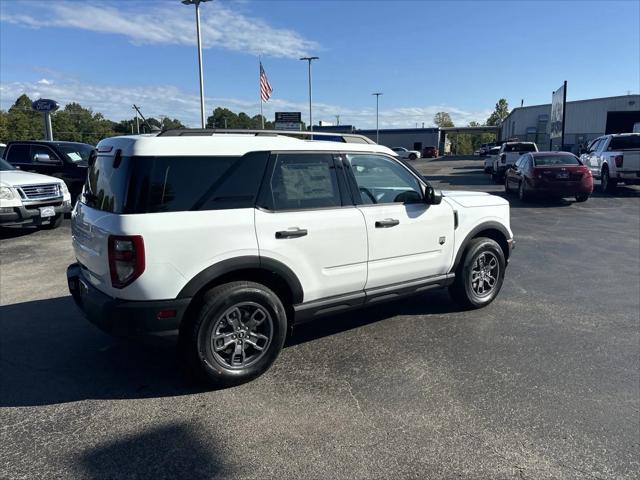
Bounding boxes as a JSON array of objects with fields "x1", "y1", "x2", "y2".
[
  {"x1": 580, "y1": 133, "x2": 640, "y2": 192},
  {"x1": 492, "y1": 142, "x2": 538, "y2": 183}
]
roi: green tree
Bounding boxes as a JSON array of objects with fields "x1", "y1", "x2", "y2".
[
  {"x1": 433, "y1": 111, "x2": 454, "y2": 128},
  {"x1": 486, "y1": 99, "x2": 510, "y2": 126},
  {"x1": 3, "y1": 94, "x2": 42, "y2": 141}
]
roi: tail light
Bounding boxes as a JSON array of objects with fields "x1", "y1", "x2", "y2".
[
  {"x1": 108, "y1": 235, "x2": 145, "y2": 288},
  {"x1": 500, "y1": 154, "x2": 506, "y2": 164},
  {"x1": 614, "y1": 155, "x2": 623, "y2": 168}
]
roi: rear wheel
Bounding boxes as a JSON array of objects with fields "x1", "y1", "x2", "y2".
[
  {"x1": 180, "y1": 281, "x2": 287, "y2": 387},
  {"x1": 449, "y1": 237, "x2": 505, "y2": 309},
  {"x1": 575, "y1": 193, "x2": 589, "y2": 203},
  {"x1": 601, "y1": 165, "x2": 616, "y2": 193}
]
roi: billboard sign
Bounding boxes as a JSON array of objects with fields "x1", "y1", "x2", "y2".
[
  {"x1": 550, "y1": 82, "x2": 566, "y2": 139},
  {"x1": 275, "y1": 112, "x2": 301, "y2": 123},
  {"x1": 31, "y1": 98, "x2": 59, "y2": 113},
  {"x1": 274, "y1": 122, "x2": 302, "y2": 131}
]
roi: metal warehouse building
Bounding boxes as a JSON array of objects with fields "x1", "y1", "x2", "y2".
[{"x1": 500, "y1": 94, "x2": 640, "y2": 152}]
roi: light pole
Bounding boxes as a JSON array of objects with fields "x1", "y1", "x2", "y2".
[
  {"x1": 372, "y1": 92, "x2": 383, "y2": 143},
  {"x1": 300, "y1": 56, "x2": 319, "y2": 131},
  {"x1": 182, "y1": 0, "x2": 211, "y2": 129}
]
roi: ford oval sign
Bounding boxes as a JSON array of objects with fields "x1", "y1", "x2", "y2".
[{"x1": 32, "y1": 98, "x2": 59, "y2": 113}]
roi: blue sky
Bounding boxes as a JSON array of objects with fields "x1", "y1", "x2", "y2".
[{"x1": 1, "y1": 0, "x2": 639, "y2": 128}]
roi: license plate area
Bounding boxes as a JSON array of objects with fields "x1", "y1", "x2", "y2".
[
  {"x1": 39, "y1": 206, "x2": 56, "y2": 218},
  {"x1": 555, "y1": 172, "x2": 569, "y2": 179}
]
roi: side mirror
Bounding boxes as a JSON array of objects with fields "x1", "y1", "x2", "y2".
[
  {"x1": 424, "y1": 185, "x2": 442, "y2": 205},
  {"x1": 33, "y1": 153, "x2": 59, "y2": 164}
]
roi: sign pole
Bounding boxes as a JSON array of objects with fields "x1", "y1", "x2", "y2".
[
  {"x1": 44, "y1": 112, "x2": 53, "y2": 141},
  {"x1": 560, "y1": 80, "x2": 567, "y2": 151}
]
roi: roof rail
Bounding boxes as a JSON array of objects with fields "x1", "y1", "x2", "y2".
[{"x1": 156, "y1": 128, "x2": 377, "y2": 144}]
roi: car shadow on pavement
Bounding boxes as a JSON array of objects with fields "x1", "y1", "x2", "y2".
[
  {"x1": 0, "y1": 296, "x2": 205, "y2": 407},
  {"x1": 0, "y1": 291, "x2": 463, "y2": 405},
  {"x1": 77, "y1": 422, "x2": 230, "y2": 480},
  {"x1": 0, "y1": 226, "x2": 40, "y2": 240}
]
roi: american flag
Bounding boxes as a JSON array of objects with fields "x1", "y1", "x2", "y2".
[{"x1": 260, "y1": 62, "x2": 273, "y2": 102}]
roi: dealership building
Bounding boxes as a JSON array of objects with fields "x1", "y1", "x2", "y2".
[
  {"x1": 499, "y1": 94, "x2": 640, "y2": 152},
  {"x1": 313, "y1": 94, "x2": 639, "y2": 155}
]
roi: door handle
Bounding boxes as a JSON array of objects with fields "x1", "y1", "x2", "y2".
[
  {"x1": 375, "y1": 218, "x2": 400, "y2": 228},
  {"x1": 275, "y1": 228, "x2": 308, "y2": 239}
]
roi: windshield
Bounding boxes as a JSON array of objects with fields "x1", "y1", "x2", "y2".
[
  {"x1": 0, "y1": 158, "x2": 15, "y2": 171},
  {"x1": 609, "y1": 135, "x2": 640, "y2": 150},
  {"x1": 533, "y1": 154, "x2": 581, "y2": 166},
  {"x1": 504, "y1": 143, "x2": 536, "y2": 152},
  {"x1": 56, "y1": 143, "x2": 95, "y2": 162}
]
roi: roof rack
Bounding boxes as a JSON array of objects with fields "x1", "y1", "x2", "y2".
[{"x1": 156, "y1": 128, "x2": 377, "y2": 145}]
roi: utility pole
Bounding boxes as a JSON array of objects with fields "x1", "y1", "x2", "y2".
[
  {"x1": 300, "y1": 56, "x2": 319, "y2": 131},
  {"x1": 335, "y1": 115, "x2": 340, "y2": 126},
  {"x1": 372, "y1": 92, "x2": 383, "y2": 143}
]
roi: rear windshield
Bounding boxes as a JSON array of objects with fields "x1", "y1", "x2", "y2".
[
  {"x1": 533, "y1": 154, "x2": 581, "y2": 166},
  {"x1": 609, "y1": 135, "x2": 640, "y2": 150},
  {"x1": 504, "y1": 143, "x2": 537, "y2": 152},
  {"x1": 83, "y1": 153, "x2": 268, "y2": 213}
]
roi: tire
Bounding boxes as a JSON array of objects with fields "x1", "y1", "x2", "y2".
[
  {"x1": 601, "y1": 166, "x2": 616, "y2": 193},
  {"x1": 409, "y1": 153, "x2": 417, "y2": 161},
  {"x1": 38, "y1": 214, "x2": 63, "y2": 230},
  {"x1": 504, "y1": 176, "x2": 511, "y2": 194},
  {"x1": 449, "y1": 237, "x2": 506, "y2": 309},
  {"x1": 575, "y1": 193, "x2": 589, "y2": 203},
  {"x1": 518, "y1": 180, "x2": 528, "y2": 201},
  {"x1": 180, "y1": 281, "x2": 288, "y2": 387}
]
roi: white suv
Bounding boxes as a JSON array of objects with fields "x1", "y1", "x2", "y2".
[
  {"x1": 67, "y1": 130, "x2": 514, "y2": 386},
  {"x1": 0, "y1": 158, "x2": 72, "y2": 229}
]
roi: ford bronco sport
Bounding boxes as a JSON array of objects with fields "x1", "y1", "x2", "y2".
[{"x1": 67, "y1": 129, "x2": 514, "y2": 386}]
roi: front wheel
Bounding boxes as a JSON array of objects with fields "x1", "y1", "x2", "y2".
[
  {"x1": 575, "y1": 193, "x2": 589, "y2": 203},
  {"x1": 504, "y1": 176, "x2": 511, "y2": 194},
  {"x1": 518, "y1": 181, "x2": 528, "y2": 201},
  {"x1": 408, "y1": 153, "x2": 417, "y2": 160},
  {"x1": 180, "y1": 281, "x2": 288, "y2": 387},
  {"x1": 601, "y1": 166, "x2": 616, "y2": 193},
  {"x1": 449, "y1": 237, "x2": 506, "y2": 309}
]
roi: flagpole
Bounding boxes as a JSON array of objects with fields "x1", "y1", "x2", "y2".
[{"x1": 259, "y1": 56, "x2": 264, "y2": 129}]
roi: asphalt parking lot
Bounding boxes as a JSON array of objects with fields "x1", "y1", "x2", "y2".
[{"x1": 1, "y1": 157, "x2": 639, "y2": 480}]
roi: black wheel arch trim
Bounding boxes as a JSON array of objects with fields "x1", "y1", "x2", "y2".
[
  {"x1": 177, "y1": 255, "x2": 304, "y2": 304},
  {"x1": 450, "y1": 221, "x2": 512, "y2": 273}
]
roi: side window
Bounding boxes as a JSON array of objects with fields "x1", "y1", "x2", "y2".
[
  {"x1": 346, "y1": 154, "x2": 423, "y2": 205},
  {"x1": 5, "y1": 144, "x2": 30, "y2": 164},
  {"x1": 30, "y1": 145, "x2": 59, "y2": 162},
  {"x1": 591, "y1": 139, "x2": 603, "y2": 152},
  {"x1": 267, "y1": 153, "x2": 342, "y2": 211}
]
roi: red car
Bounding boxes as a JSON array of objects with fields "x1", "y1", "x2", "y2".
[
  {"x1": 422, "y1": 146, "x2": 439, "y2": 158},
  {"x1": 504, "y1": 152, "x2": 593, "y2": 202}
]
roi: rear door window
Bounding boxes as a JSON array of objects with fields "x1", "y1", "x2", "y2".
[
  {"x1": 5, "y1": 144, "x2": 31, "y2": 164},
  {"x1": 263, "y1": 153, "x2": 343, "y2": 211},
  {"x1": 609, "y1": 136, "x2": 640, "y2": 150}
]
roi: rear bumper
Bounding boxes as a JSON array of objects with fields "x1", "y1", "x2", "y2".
[
  {"x1": 530, "y1": 178, "x2": 594, "y2": 195},
  {"x1": 0, "y1": 201, "x2": 71, "y2": 227},
  {"x1": 67, "y1": 263, "x2": 191, "y2": 337}
]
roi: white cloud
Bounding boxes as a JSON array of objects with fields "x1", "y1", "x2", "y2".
[
  {"x1": 0, "y1": 0, "x2": 320, "y2": 58},
  {"x1": 36, "y1": 78, "x2": 53, "y2": 85},
  {"x1": 0, "y1": 79, "x2": 492, "y2": 129}
]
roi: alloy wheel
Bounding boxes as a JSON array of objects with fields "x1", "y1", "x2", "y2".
[
  {"x1": 470, "y1": 251, "x2": 499, "y2": 298},
  {"x1": 210, "y1": 302, "x2": 273, "y2": 369}
]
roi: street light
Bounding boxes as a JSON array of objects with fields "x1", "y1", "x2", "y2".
[
  {"x1": 182, "y1": 0, "x2": 212, "y2": 129},
  {"x1": 372, "y1": 92, "x2": 383, "y2": 143},
  {"x1": 300, "y1": 56, "x2": 319, "y2": 131}
]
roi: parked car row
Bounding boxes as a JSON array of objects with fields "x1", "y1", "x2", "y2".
[
  {"x1": 483, "y1": 133, "x2": 640, "y2": 202},
  {"x1": 0, "y1": 140, "x2": 95, "y2": 229}
]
